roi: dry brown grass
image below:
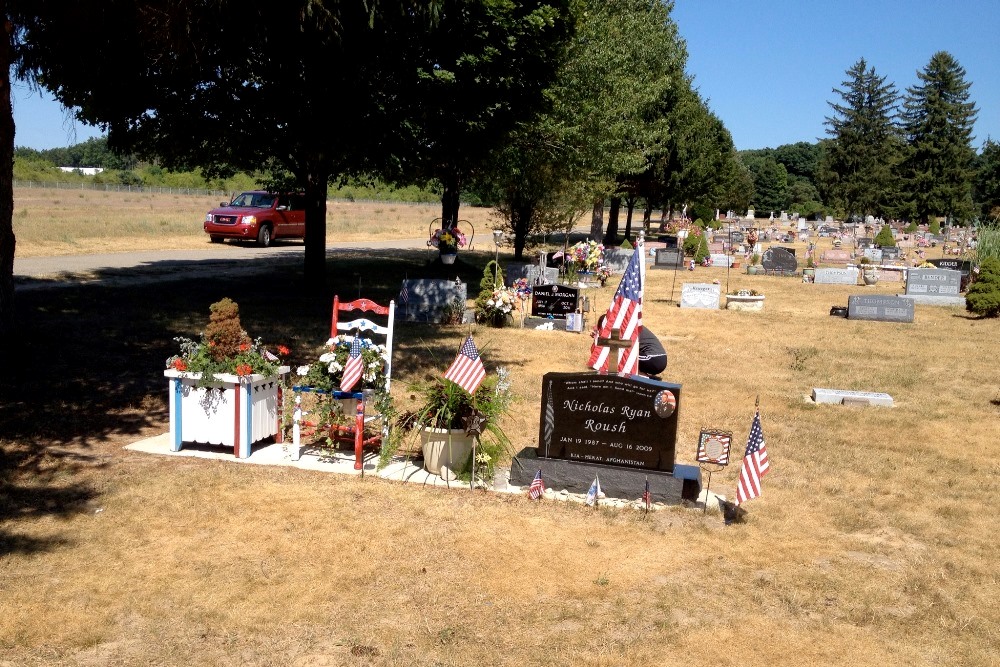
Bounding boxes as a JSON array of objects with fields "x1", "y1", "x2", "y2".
[
  {"x1": 12, "y1": 187, "x2": 496, "y2": 257},
  {"x1": 1, "y1": 190, "x2": 998, "y2": 666}
]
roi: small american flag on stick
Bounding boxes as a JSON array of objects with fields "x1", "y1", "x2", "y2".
[
  {"x1": 735, "y1": 409, "x2": 770, "y2": 505},
  {"x1": 528, "y1": 469, "x2": 544, "y2": 499},
  {"x1": 444, "y1": 335, "x2": 486, "y2": 395}
]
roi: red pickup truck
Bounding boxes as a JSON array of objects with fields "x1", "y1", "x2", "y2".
[{"x1": 203, "y1": 190, "x2": 306, "y2": 247}]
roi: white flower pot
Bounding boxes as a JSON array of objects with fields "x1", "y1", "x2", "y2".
[
  {"x1": 164, "y1": 367, "x2": 289, "y2": 458},
  {"x1": 440, "y1": 251, "x2": 458, "y2": 265},
  {"x1": 419, "y1": 427, "x2": 475, "y2": 475},
  {"x1": 725, "y1": 294, "x2": 765, "y2": 312}
]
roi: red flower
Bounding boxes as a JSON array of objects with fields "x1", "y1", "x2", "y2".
[
  {"x1": 239, "y1": 342, "x2": 250, "y2": 352},
  {"x1": 235, "y1": 363, "x2": 253, "y2": 376},
  {"x1": 277, "y1": 345, "x2": 290, "y2": 356},
  {"x1": 172, "y1": 359, "x2": 188, "y2": 371}
]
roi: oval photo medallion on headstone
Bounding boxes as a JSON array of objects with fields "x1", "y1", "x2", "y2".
[{"x1": 654, "y1": 390, "x2": 676, "y2": 418}]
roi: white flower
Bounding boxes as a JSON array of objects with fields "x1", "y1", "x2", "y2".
[
  {"x1": 296, "y1": 365, "x2": 311, "y2": 376},
  {"x1": 319, "y1": 352, "x2": 336, "y2": 363}
]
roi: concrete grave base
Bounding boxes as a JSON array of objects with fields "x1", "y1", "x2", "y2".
[
  {"x1": 508, "y1": 448, "x2": 701, "y2": 504},
  {"x1": 812, "y1": 387, "x2": 894, "y2": 407}
]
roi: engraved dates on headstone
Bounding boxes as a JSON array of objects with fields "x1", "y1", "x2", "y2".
[
  {"x1": 537, "y1": 372, "x2": 680, "y2": 472},
  {"x1": 531, "y1": 284, "x2": 580, "y2": 319}
]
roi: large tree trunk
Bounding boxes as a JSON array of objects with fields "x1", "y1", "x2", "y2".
[
  {"x1": 589, "y1": 199, "x2": 604, "y2": 242},
  {"x1": 624, "y1": 196, "x2": 635, "y2": 242},
  {"x1": 302, "y1": 165, "x2": 330, "y2": 288},
  {"x1": 0, "y1": 18, "x2": 16, "y2": 342},
  {"x1": 604, "y1": 196, "x2": 621, "y2": 246},
  {"x1": 643, "y1": 202, "x2": 652, "y2": 235},
  {"x1": 511, "y1": 201, "x2": 532, "y2": 261},
  {"x1": 440, "y1": 171, "x2": 462, "y2": 229}
]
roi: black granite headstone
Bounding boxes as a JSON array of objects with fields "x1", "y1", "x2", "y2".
[
  {"x1": 760, "y1": 247, "x2": 798, "y2": 273},
  {"x1": 653, "y1": 248, "x2": 683, "y2": 269},
  {"x1": 531, "y1": 284, "x2": 579, "y2": 319},
  {"x1": 536, "y1": 372, "x2": 680, "y2": 472}
]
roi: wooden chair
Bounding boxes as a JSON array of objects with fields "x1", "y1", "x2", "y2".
[{"x1": 292, "y1": 296, "x2": 395, "y2": 470}]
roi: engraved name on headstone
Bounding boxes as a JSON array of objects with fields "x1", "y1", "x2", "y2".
[
  {"x1": 653, "y1": 248, "x2": 683, "y2": 269},
  {"x1": 537, "y1": 372, "x2": 680, "y2": 472}
]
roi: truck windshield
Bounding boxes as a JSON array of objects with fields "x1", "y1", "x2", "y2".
[{"x1": 231, "y1": 193, "x2": 276, "y2": 208}]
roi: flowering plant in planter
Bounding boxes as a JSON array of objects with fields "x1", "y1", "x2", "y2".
[
  {"x1": 476, "y1": 286, "x2": 517, "y2": 326},
  {"x1": 595, "y1": 265, "x2": 613, "y2": 284},
  {"x1": 165, "y1": 297, "x2": 287, "y2": 385},
  {"x1": 296, "y1": 335, "x2": 390, "y2": 393},
  {"x1": 567, "y1": 239, "x2": 604, "y2": 271},
  {"x1": 429, "y1": 226, "x2": 468, "y2": 253}
]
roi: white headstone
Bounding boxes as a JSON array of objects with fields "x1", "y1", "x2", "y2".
[{"x1": 680, "y1": 283, "x2": 721, "y2": 309}]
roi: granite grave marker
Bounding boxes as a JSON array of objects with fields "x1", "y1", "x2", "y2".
[
  {"x1": 905, "y1": 268, "x2": 961, "y2": 296},
  {"x1": 814, "y1": 267, "x2": 859, "y2": 285},
  {"x1": 398, "y1": 279, "x2": 467, "y2": 323},
  {"x1": 761, "y1": 247, "x2": 798, "y2": 274},
  {"x1": 531, "y1": 284, "x2": 580, "y2": 319},
  {"x1": 680, "y1": 283, "x2": 721, "y2": 309},
  {"x1": 847, "y1": 295, "x2": 915, "y2": 323}
]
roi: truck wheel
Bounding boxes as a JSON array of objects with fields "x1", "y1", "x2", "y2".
[
  {"x1": 210, "y1": 235, "x2": 224, "y2": 243},
  {"x1": 257, "y1": 225, "x2": 273, "y2": 248}
]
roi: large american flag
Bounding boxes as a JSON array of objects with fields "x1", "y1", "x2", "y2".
[
  {"x1": 444, "y1": 335, "x2": 486, "y2": 395},
  {"x1": 589, "y1": 248, "x2": 643, "y2": 375},
  {"x1": 339, "y1": 337, "x2": 364, "y2": 392},
  {"x1": 735, "y1": 409, "x2": 770, "y2": 505},
  {"x1": 528, "y1": 469, "x2": 544, "y2": 499}
]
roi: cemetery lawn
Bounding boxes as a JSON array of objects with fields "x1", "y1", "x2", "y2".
[{"x1": 2, "y1": 196, "x2": 998, "y2": 666}]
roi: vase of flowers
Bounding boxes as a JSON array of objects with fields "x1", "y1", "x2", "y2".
[
  {"x1": 429, "y1": 226, "x2": 468, "y2": 264},
  {"x1": 164, "y1": 297, "x2": 289, "y2": 458},
  {"x1": 476, "y1": 285, "x2": 517, "y2": 327},
  {"x1": 595, "y1": 265, "x2": 613, "y2": 286},
  {"x1": 512, "y1": 278, "x2": 532, "y2": 326}
]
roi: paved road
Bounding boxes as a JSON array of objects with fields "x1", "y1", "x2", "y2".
[{"x1": 13, "y1": 238, "x2": 434, "y2": 290}]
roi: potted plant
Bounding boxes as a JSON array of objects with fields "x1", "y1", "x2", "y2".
[
  {"x1": 405, "y1": 368, "x2": 512, "y2": 480},
  {"x1": 164, "y1": 297, "x2": 289, "y2": 457},
  {"x1": 474, "y1": 261, "x2": 516, "y2": 327},
  {"x1": 747, "y1": 252, "x2": 762, "y2": 275},
  {"x1": 429, "y1": 226, "x2": 468, "y2": 264},
  {"x1": 725, "y1": 288, "x2": 765, "y2": 311}
]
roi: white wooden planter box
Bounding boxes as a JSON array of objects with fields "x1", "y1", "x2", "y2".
[{"x1": 164, "y1": 367, "x2": 289, "y2": 458}]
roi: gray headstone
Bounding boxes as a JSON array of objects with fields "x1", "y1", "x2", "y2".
[
  {"x1": 812, "y1": 388, "x2": 894, "y2": 407},
  {"x1": 856, "y1": 238, "x2": 874, "y2": 249},
  {"x1": 905, "y1": 268, "x2": 961, "y2": 296},
  {"x1": 680, "y1": 283, "x2": 721, "y2": 309},
  {"x1": 814, "y1": 267, "x2": 859, "y2": 285},
  {"x1": 862, "y1": 248, "x2": 883, "y2": 263},
  {"x1": 880, "y1": 247, "x2": 901, "y2": 260},
  {"x1": 653, "y1": 248, "x2": 683, "y2": 269},
  {"x1": 603, "y1": 247, "x2": 635, "y2": 274},
  {"x1": 505, "y1": 262, "x2": 558, "y2": 286},
  {"x1": 730, "y1": 230, "x2": 745, "y2": 244},
  {"x1": 847, "y1": 295, "x2": 915, "y2": 323},
  {"x1": 760, "y1": 247, "x2": 798, "y2": 273},
  {"x1": 398, "y1": 279, "x2": 467, "y2": 323},
  {"x1": 709, "y1": 253, "x2": 733, "y2": 267}
]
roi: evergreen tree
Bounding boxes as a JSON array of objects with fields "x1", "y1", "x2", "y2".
[
  {"x1": 973, "y1": 139, "x2": 1000, "y2": 220},
  {"x1": 966, "y1": 258, "x2": 1000, "y2": 318},
  {"x1": 820, "y1": 58, "x2": 902, "y2": 220},
  {"x1": 874, "y1": 224, "x2": 895, "y2": 247},
  {"x1": 900, "y1": 51, "x2": 978, "y2": 225}
]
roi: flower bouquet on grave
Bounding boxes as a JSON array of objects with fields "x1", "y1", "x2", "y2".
[
  {"x1": 429, "y1": 227, "x2": 468, "y2": 260},
  {"x1": 512, "y1": 278, "x2": 533, "y2": 325}
]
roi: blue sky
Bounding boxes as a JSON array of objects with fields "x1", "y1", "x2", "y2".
[{"x1": 12, "y1": 0, "x2": 1000, "y2": 152}]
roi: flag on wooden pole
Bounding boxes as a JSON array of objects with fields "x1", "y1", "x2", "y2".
[
  {"x1": 444, "y1": 335, "x2": 486, "y2": 395},
  {"x1": 589, "y1": 247, "x2": 643, "y2": 375},
  {"x1": 735, "y1": 409, "x2": 770, "y2": 505}
]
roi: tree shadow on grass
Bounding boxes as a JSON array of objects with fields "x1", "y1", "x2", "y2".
[{"x1": 1, "y1": 248, "x2": 498, "y2": 554}]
